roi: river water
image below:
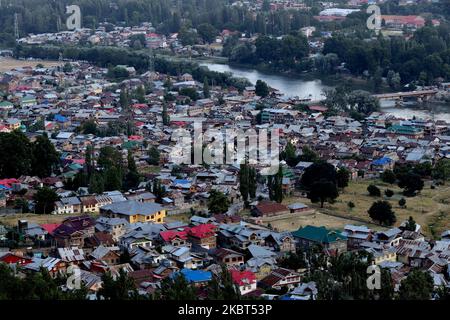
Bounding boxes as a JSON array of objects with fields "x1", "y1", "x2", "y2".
[{"x1": 200, "y1": 62, "x2": 450, "y2": 122}]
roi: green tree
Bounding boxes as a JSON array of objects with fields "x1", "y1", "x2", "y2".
[
  {"x1": 398, "y1": 270, "x2": 433, "y2": 300},
  {"x1": 159, "y1": 273, "x2": 197, "y2": 300},
  {"x1": 368, "y1": 200, "x2": 396, "y2": 226},
  {"x1": 384, "y1": 189, "x2": 394, "y2": 198},
  {"x1": 283, "y1": 141, "x2": 299, "y2": 167},
  {"x1": 404, "y1": 216, "x2": 417, "y2": 231},
  {"x1": 336, "y1": 167, "x2": 350, "y2": 189},
  {"x1": 31, "y1": 134, "x2": 59, "y2": 178},
  {"x1": 208, "y1": 190, "x2": 230, "y2": 214},
  {"x1": 124, "y1": 150, "x2": 140, "y2": 190},
  {"x1": 162, "y1": 103, "x2": 170, "y2": 126},
  {"x1": 367, "y1": 184, "x2": 381, "y2": 197},
  {"x1": 197, "y1": 23, "x2": 218, "y2": 43},
  {"x1": 397, "y1": 172, "x2": 424, "y2": 196},
  {"x1": 432, "y1": 158, "x2": 450, "y2": 182},
  {"x1": 380, "y1": 169, "x2": 396, "y2": 184},
  {"x1": 33, "y1": 186, "x2": 60, "y2": 214},
  {"x1": 203, "y1": 77, "x2": 210, "y2": 98},
  {"x1": 147, "y1": 146, "x2": 160, "y2": 165},
  {"x1": 399, "y1": 197, "x2": 407, "y2": 208},
  {"x1": 255, "y1": 80, "x2": 269, "y2": 97},
  {"x1": 268, "y1": 166, "x2": 283, "y2": 203},
  {"x1": 0, "y1": 130, "x2": 32, "y2": 178},
  {"x1": 309, "y1": 180, "x2": 339, "y2": 208},
  {"x1": 89, "y1": 172, "x2": 105, "y2": 194},
  {"x1": 300, "y1": 161, "x2": 337, "y2": 190},
  {"x1": 97, "y1": 270, "x2": 137, "y2": 300}
]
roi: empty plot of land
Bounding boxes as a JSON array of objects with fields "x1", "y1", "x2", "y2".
[
  {"x1": 0, "y1": 57, "x2": 62, "y2": 72},
  {"x1": 0, "y1": 212, "x2": 98, "y2": 227}
]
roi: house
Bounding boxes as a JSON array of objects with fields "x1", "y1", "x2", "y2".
[
  {"x1": 283, "y1": 281, "x2": 318, "y2": 300},
  {"x1": 24, "y1": 257, "x2": 65, "y2": 277},
  {"x1": 80, "y1": 196, "x2": 100, "y2": 214},
  {"x1": 100, "y1": 200, "x2": 166, "y2": 224},
  {"x1": 342, "y1": 225, "x2": 373, "y2": 249},
  {"x1": 287, "y1": 203, "x2": 309, "y2": 214},
  {"x1": 292, "y1": 225, "x2": 348, "y2": 254},
  {"x1": 264, "y1": 232, "x2": 296, "y2": 253},
  {"x1": 230, "y1": 269, "x2": 257, "y2": 295},
  {"x1": 259, "y1": 268, "x2": 302, "y2": 290},
  {"x1": 210, "y1": 248, "x2": 245, "y2": 268},
  {"x1": 252, "y1": 201, "x2": 289, "y2": 217},
  {"x1": 187, "y1": 223, "x2": 217, "y2": 249},
  {"x1": 95, "y1": 217, "x2": 129, "y2": 242},
  {"x1": 52, "y1": 216, "x2": 96, "y2": 247},
  {"x1": 373, "y1": 228, "x2": 403, "y2": 246},
  {"x1": 371, "y1": 157, "x2": 394, "y2": 172},
  {"x1": 172, "y1": 268, "x2": 212, "y2": 287},
  {"x1": 90, "y1": 245, "x2": 121, "y2": 265},
  {"x1": 54, "y1": 196, "x2": 82, "y2": 215},
  {"x1": 160, "y1": 228, "x2": 190, "y2": 247},
  {"x1": 57, "y1": 247, "x2": 86, "y2": 264},
  {"x1": 246, "y1": 257, "x2": 277, "y2": 280},
  {"x1": 0, "y1": 252, "x2": 32, "y2": 266}
]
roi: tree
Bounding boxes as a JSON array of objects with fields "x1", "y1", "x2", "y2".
[
  {"x1": 384, "y1": 189, "x2": 394, "y2": 198},
  {"x1": 81, "y1": 120, "x2": 98, "y2": 135},
  {"x1": 97, "y1": 270, "x2": 137, "y2": 300},
  {"x1": 89, "y1": 172, "x2": 105, "y2": 194},
  {"x1": 104, "y1": 167, "x2": 123, "y2": 191},
  {"x1": 432, "y1": 158, "x2": 450, "y2": 182},
  {"x1": 368, "y1": 201, "x2": 396, "y2": 226},
  {"x1": 268, "y1": 166, "x2": 283, "y2": 203},
  {"x1": 397, "y1": 172, "x2": 424, "y2": 196},
  {"x1": 336, "y1": 168, "x2": 350, "y2": 189},
  {"x1": 162, "y1": 103, "x2": 170, "y2": 126},
  {"x1": 33, "y1": 186, "x2": 60, "y2": 214},
  {"x1": 97, "y1": 146, "x2": 122, "y2": 171},
  {"x1": 203, "y1": 77, "x2": 210, "y2": 98},
  {"x1": 347, "y1": 201, "x2": 355, "y2": 210},
  {"x1": 31, "y1": 134, "x2": 59, "y2": 178},
  {"x1": 380, "y1": 169, "x2": 396, "y2": 184},
  {"x1": 0, "y1": 131, "x2": 33, "y2": 178},
  {"x1": 298, "y1": 146, "x2": 319, "y2": 163},
  {"x1": 208, "y1": 190, "x2": 230, "y2": 214},
  {"x1": 404, "y1": 216, "x2": 417, "y2": 232},
  {"x1": 147, "y1": 146, "x2": 160, "y2": 165},
  {"x1": 159, "y1": 273, "x2": 197, "y2": 300},
  {"x1": 152, "y1": 179, "x2": 166, "y2": 203},
  {"x1": 309, "y1": 180, "x2": 339, "y2": 208},
  {"x1": 124, "y1": 150, "x2": 140, "y2": 190},
  {"x1": 255, "y1": 80, "x2": 269, "y2": 97},
  {"x1": 399, "y1": 197, "x2": 407, "y2": 208},
  {"x1": 300, "y1": 161, "x2": 337, "y2": 190},
  {"x1": 367, "y1": 184, "x2": 381, "y2": 197},
  {"x1": 398, "y1": 270, "x2": 433, "y2": 300},
  {"x1": 283, "y1": 142, "x2": 299, "y2": 167},
  {"x1": 208, "y1": 265, "x2": 241, "y2": 300},
  {"x1": 197, "y1": 23, "x2": 218, "y2": 43},
  {"x1": 119, "y1": 89, "x2": 130, "y2": 110}
]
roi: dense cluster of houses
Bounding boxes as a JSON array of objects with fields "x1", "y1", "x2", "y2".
[
  {"x1": 1, "y1": 17, "x2": 450, "y2": 297},
  {"x1": 1, "y1": 211, "x2": 449, "y2": 299}
]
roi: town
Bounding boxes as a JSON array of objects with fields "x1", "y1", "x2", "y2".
[{"x1": 0, "y1": 0, "x2": 449, "y2": 302}]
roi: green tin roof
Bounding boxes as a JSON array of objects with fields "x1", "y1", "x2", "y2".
[{"x1": 292, "y1": 225, "x2": 347, "y2": 244}]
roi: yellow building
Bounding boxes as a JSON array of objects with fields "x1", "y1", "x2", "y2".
[{"x1": 100, "y1": 200, "x2": 166, "y2": 224}]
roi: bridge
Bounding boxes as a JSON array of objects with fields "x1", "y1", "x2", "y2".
[{"x1": 372, "y1": 90, "x2": 438, "y2": 101}]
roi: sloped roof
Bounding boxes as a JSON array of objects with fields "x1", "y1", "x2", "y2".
[{"x1": 292, "y1": 225, "x2": 347, "y2": 244}]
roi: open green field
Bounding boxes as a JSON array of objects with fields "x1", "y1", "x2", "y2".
[
  {"x1": 262, "y1": 179, "x2": 449, "y2": 238},
  {"x1": 312, "y1": 179, "x2": 450, "y2": 238}
]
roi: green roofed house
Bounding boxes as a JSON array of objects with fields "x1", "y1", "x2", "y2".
[
  {"x1": 0, "y1": 101, "x2": 14, "y2": 111},
  {"x1": 387, "y1": 125, "x2": 424, "y2": 139},
  {"x1": 292, "y1": 225, "x2": 347, "y2": 254},
  {"x1": 20, "y1": 95, "x2": 37, "y2": 107}
]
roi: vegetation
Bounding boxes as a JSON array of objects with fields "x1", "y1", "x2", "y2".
[
  {"x1": 208, "y1": 190, "x2": 230, "y2": 214},
  {"x1": 368, "y1": 200, "x2": 396, "y2": 226}
]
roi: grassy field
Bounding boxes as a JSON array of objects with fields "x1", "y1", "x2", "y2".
[
  {"x1": 311, "y1": 179, "x2": 450, "y2": 238},
  {"x1": 0, "y1": 212, "x2": 99, "y2": 227},
  {"x1": 0, "y1": 57, "x2": 62, "y2": 72}
]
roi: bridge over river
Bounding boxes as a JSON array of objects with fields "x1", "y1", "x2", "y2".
[{"x1": 372, "y1": 90, "x2": 438, "y2": 101}]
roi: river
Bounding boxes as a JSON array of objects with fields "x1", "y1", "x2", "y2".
[
  {"x1": 200, "y1": 61, "x2": 450, "y2": 122},
  {"x1": 199, "y1": 62, "x2": 332, "y2": 101}
]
